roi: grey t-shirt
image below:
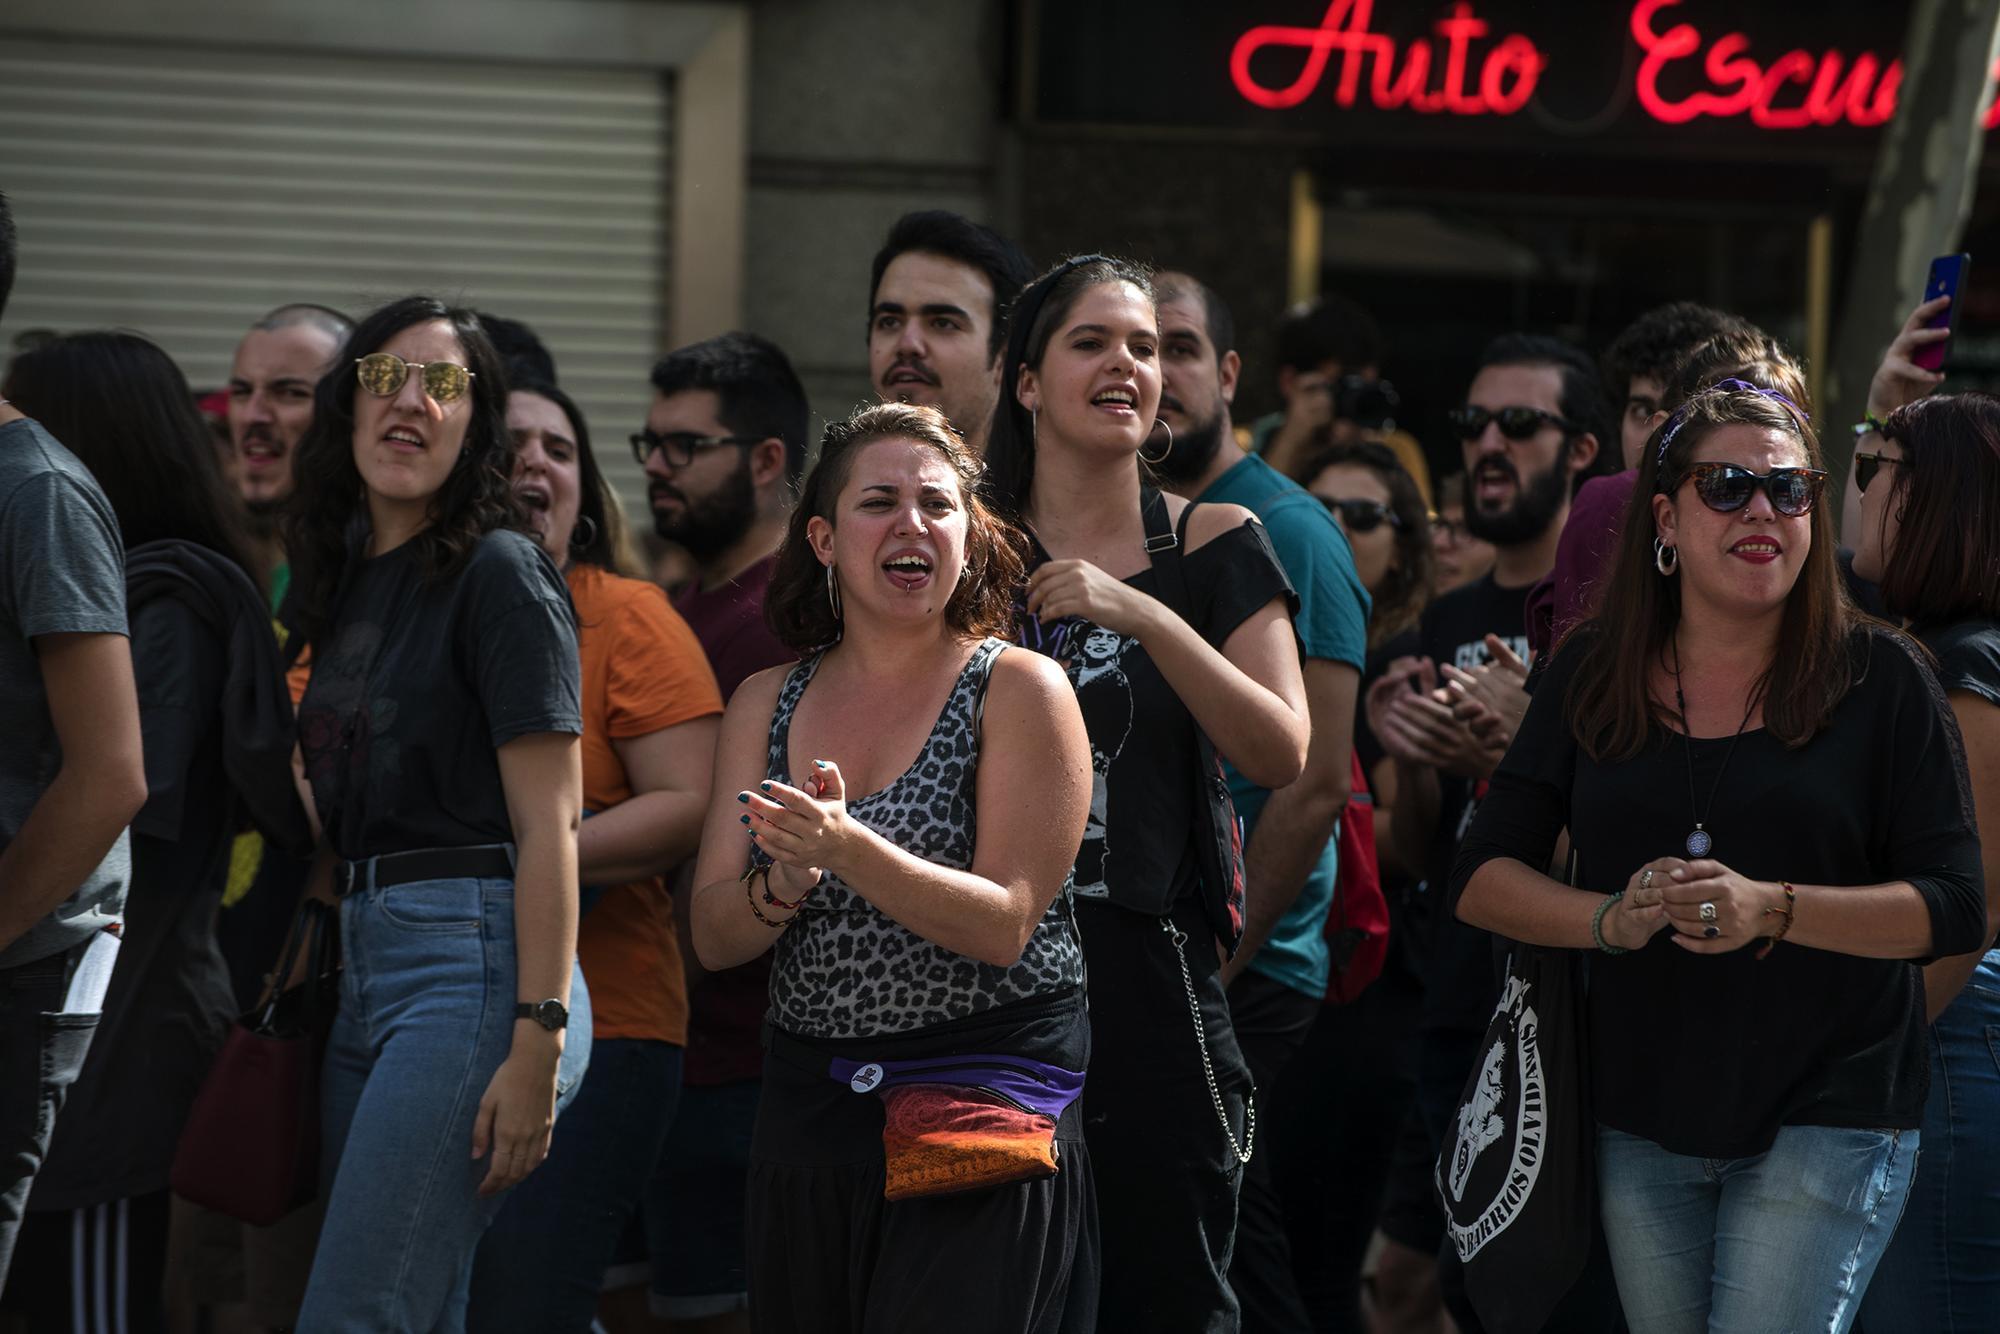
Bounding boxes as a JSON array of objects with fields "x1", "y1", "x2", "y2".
[{"x1": 0, "y1": 417, "x2": 131, "y2": 968}]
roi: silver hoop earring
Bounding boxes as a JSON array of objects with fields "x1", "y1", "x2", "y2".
[
  {"x1": 826, "y1": 563, "x2": 842, "y2": 620},
  {"x1": 1653, "y1": 537, "x2": 1679, "y2": 576},
  {"x1": 1139, "y1": 418, "x2": 1174, "y2": 465},
  {"x1": 569, "y1": 515, "x2": 599, "y2": 552}
]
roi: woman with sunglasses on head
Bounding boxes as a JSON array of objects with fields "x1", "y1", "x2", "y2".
[
  {"x1": 1848, "y1": 393, "x2": 2000, "y2": 1333},
  {"x1": 285, "y1": 298, "x2": 590, "y2": 1333},
  {"x1": 1453, "y1": 385, "x2": 1984, "y2": 1334},
  {"x1": 465, "y1": 379, "x2": 722, "y2": 1333},
  {"x1": 689, "y1": 402, "x2": 1095, "y2": 1331},
  {"x1": 986, "y1": 256, "x2": 1310, "y2": 1331}
]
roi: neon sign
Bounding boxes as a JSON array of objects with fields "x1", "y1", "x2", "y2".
[
  {"x1": 1231, "y1": 0, "x2": 1543, "y2": 115},
  {"x1": 1230, "y1": 0, "x2": 2000, "y2": 132}
]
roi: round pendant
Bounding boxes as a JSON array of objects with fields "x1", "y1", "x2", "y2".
[{"x1": 1686, "y1": 829, "x2": 1713, "y2": 858}]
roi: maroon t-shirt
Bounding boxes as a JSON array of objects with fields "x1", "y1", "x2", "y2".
[
  {"x1": 674, "y1": 554, "x2": 795, "y2": 1085},
  {"x1": 1528, "y1": 469, "x2": 1636, "y2": 657}
]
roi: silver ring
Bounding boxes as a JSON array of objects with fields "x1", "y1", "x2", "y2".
[
  {"x1": 1641, "y1": 869, "x2": 1655, "y2": 891},
  {"x1": 1703, "y1": 925, "x2": 1721, "y2": 939},
  {"x1": 1699, "y1": 901, "x2": 1718, "y2": 923}
]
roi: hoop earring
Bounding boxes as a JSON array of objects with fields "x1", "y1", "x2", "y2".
[
  {"x1": 1653, "y1": 537, "x2": 1679, "y2": 576},
  {"x1": 826, "y1": 563, "x2": 842, "y2": 620},
  {"x1": 1138, "y1": 418, "x2": 1174, "y2": 465},
  {"x1": 569, "y1": 515, "x2": 599, "y2": 552}
]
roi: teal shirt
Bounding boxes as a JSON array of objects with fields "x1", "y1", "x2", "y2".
[{"x1": 1196, "y1": 454, "x2": 1371, "y2": 997}]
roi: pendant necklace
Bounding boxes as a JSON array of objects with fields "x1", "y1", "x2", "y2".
[{"x1": 1669, "y1": 640, "x2": 1761, "y2": 859}]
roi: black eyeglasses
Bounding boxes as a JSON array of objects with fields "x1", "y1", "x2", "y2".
[
  {"x1": 629, "y1": 429, "x2": 762, "y2": 469},
  {"x1": 1430, "y1": 514, "x2": 1473, "y2": 544},
  {"x1": 1445, "y1": 405, "x2": 1580, "y2": 442},
  {"x1": 1852, "y1": 452, "x2": 1904, "y2": 494},
  {"x1": 1681, "y1": 463, "x2": 1827, "y2": 517},
  {"x1": 1319, "y1": 497, "x2": 1403, "y2": 534}
]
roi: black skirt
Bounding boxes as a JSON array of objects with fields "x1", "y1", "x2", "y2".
[{"x1": 745, "y1": 988, "x2": 1096, "y2": 1334}]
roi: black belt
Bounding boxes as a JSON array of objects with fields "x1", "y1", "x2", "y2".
[{"x1": 337, "y1": 845, "x2": 515, "y2": 896}]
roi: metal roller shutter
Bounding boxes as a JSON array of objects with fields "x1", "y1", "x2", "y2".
[{"x1": 0, "y1": 35, "x2": 670, "y2": 519}]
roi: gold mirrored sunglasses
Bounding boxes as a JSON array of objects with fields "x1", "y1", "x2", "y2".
[{"x1": 354, "y1": 352, "x2": 475, "y2": 405}]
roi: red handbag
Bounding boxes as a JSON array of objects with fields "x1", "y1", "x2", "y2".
[
  {"x1": 1323, "y1": 751, "x2": 1390, "y2": 1004},
  {"x1": 171, "y1": 898, "x2": 340, "y2": 1225}
]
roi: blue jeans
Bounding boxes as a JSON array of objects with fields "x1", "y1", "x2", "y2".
[
  {"x1": 0, "y1": 944, "x2": 97, "y2": 1288},
  {"x1": 467, "y1": 1037, "x2": 681, "y2": 1333},
  {"x1": 1860, "y1": 953, "x2": 2000, "y2": 1333},
  {"x1": 298, "y1": 870, "x2": 590, "y2": 1334},
  {"x1": 1598, "y1": 1123, "x2": 1917, "y2": 1334}
]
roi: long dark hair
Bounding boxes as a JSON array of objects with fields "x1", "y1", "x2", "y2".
[
  {"x1": 510, "y1": 379, "x2": 638, "y2": 576},
  {"x1": 1299, "y1": 439, "x2": 1434, "y2": 647},
  {"x1": 767, "y1": 402, "x2": 1026, "y2": 653},
  {"x1": 283, "y1": 297, "x2": 519, "y2": 647},
  {"x1": 983, "y1": 255, "x2": 1156, "y2": 520},
  {"x1": 2, "y1": 330, "x2": 259, "y2": 586},
  {"x1": 1564, "y1": 386, "x2": 1857, "y2": 760},
  {"x1": 1877, "y1": 393, "x2": 2000, "y2": 626}
]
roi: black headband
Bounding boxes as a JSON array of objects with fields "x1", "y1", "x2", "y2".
[{"x1": 1002, "y1": 253, "x2": 1115, "y2": 399}]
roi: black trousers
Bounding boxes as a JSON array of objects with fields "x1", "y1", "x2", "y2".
[
  {"x1": 1077, "y1": 899, "x2": 1253, "y2": 1334},
  {"x1": 1224, "y1": 970, "x2": 1322, "y2": 1334},
  {"x1": 0, "y1": 944, "x2": 97, "y2": 1290}
]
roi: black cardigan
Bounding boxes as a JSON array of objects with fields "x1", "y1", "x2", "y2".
[{"x1": 1452, "y1": 625, "x2": 1983, "y2": 1159}]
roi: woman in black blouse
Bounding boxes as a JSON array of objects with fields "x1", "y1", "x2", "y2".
[
  {"x1": 1453, "y1": 385, "x2": 1983, "y2": 1334},
  {"x1": 985, "y1": 256, "x2": 1309, "y2": 1330},
  {"x1": 1849, "y1": 392, "x2": 2000, "y2": 1331}
]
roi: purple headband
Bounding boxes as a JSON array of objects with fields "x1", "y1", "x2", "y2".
[{"x1": 1654, "y1": 378, "x2": 1808, "y2": 478}]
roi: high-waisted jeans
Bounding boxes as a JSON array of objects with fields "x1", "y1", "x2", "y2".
[
  {"x1": 1598, "y1": 1122, "x2": 1916, "y2": 1334},
  {"x1": 296, "y1": 867, "x2": 589, "y2": 1334},
  {"x1": 1859, "y1": 951, "x2": 2000, "y2": 1333}
]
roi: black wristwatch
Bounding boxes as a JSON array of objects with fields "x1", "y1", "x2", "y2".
[{"x1": 515, "y1": 999, "x2": 569, "y2": 1032}]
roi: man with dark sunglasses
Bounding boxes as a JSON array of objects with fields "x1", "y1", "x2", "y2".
[
  {"x1": 1153, "y1": 271, "x2": 1372, "y2": 1333},
  {"x1": 1363, "y1": 332, "x2": 1623, "y2": 1334}
]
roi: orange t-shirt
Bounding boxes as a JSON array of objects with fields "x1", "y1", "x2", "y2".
[{"x1": 570, "y1": 564, "x2": 723, "y2": 1045}]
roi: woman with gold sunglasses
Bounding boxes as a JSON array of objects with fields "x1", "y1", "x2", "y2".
[{"x1": 283, "y1": 297, "x2": 591, "y2": 1332}]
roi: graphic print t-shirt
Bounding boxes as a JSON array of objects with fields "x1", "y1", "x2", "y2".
[
  {"x1": 1018, "y1": 514, "x2": 1295, "y2": 913},
  {"x1": 297, "y1": 529, "x2": 581, "y2": 860},
  {"x1": 1415, "y1": 573, "x2": 1531, "y2": 1036}
]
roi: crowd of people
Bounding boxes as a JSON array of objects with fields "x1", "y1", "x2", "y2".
[{"x1": 0, "y1": 182, "x2": 1995, "y2": 1334}]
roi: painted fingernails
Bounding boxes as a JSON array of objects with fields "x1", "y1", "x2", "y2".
[
  {"x1": 814, "y1": 759, "x2": 829, "y2": 770},
  {"x1": 737, "y1": 792, "x2": 749, "y2": 803},
  {"x1": 760, "y1": 782, "x2": 772, "y2": 792},
  {"x1": 740, "y1": 814, "x2": 751, "y2": 824}
]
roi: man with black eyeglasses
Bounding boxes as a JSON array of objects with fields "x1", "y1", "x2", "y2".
[
  {"x1": 1153, "y1": 272, "x2": 1371, "y2": 1334},
  {"x1": 633, "y1": 330, "x2": 806, "y2": 1329},
  {"x1": 1363, "y1": 333, "x2": 1619, "y2": 1334}
]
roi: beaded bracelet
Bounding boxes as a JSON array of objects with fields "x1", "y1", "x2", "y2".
[
  {"x1": 1852, "y1": 414, "x2": 1888, "y2": 440},
  {"x1": 1755, "y1": 881, "x2": 1797, "y2": 960},
  {"x1": 742, "y1": 863, "x2": 791, "y2": 929},
  {"x1": 1592, "y1": 891, "x2": 1630, "y2": 954}
]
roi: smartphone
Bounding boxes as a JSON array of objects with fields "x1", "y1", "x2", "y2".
[{"x1": 1913, "y1": 253, "x2": 1971, "y2": 373}]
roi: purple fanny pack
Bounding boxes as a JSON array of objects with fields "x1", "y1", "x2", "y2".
[{"x1": 826, "y1": 1052, "x2": 1085, "y2": 1122}]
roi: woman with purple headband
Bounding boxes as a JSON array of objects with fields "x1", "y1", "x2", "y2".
[{"x1": 1452, "y1": 383, "x2": 1983, "y2": 1333}]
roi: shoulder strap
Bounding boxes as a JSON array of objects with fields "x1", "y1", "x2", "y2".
[{"x1": 1144, "y1": 487, "x2": 1196, "y2": 622}]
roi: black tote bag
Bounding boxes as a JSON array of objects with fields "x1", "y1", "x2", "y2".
[{"x1": 1435, "y1": 933, "x2": 1595, "y2": 1334}]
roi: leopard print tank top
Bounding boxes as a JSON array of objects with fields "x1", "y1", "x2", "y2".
[{"x1": 764, "y1": 638, "x2": 1084, "y2": 1039}]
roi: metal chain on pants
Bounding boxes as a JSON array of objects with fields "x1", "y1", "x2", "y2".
[{"x1": 1160, "y1": 916, "x2": 1255, "y2": 1165}]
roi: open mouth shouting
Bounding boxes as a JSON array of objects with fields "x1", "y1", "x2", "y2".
[
  {"x1": 883, "y1": 361, "x2": 938, "y2": 400},
  {"x1": 515, "y1": 480, "x2": 551, "y2": 530},
  {"x1": 882, "y1": 548, "x2": 935, "y2": 592},
  {"x1": 239, "y1": 428, "x2": 286, "y2": 473},
  {"x1": 1473, "y1": 458, "x2": 1517, "y2": 506}
]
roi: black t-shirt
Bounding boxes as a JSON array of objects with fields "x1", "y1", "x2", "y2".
[
  {"x1": 1922, "y1": 618, "x2": 2000, "y2": 707},
  {"x1": 298, "y1": 529, "x2": 582, "y2": 860},
  {"x1": 1453, "y1": 626, "x2": 1985, "y2": 1159},
  {"x1": 1017, "y1": 517, "x2": 1295, "y2": 914},
  {"x1": 1413, "y1": 575, "x2": 1532, "y2": 1036}
]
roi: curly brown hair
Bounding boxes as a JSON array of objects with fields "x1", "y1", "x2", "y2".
[{"x1": 766, "y1": 403, "x2": 1027, "y2": 652}]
